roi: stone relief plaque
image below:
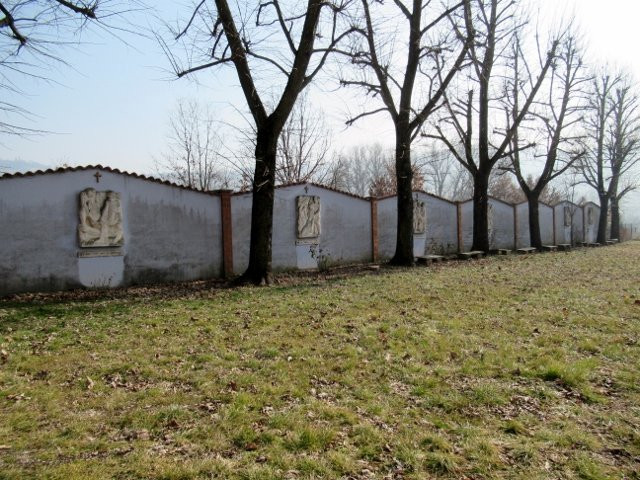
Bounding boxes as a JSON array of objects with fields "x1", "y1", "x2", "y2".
[
  {"x1": 564, "y1": 206, "x2": 571, "y2": 226},
  {"x1": 78, "y1": 247, "x2": 123, "y2": 258},
  {"x1": 413, "y1": 199, "x2": 426, "y2": 234},
  {"x1": 296, "y1": 196, "x2": 321, "y2": 239},
  {"x1": 78, "y1": 188, "x2": 124, "y2": 247}
]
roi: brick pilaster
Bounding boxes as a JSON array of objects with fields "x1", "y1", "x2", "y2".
[
  {"x1": 552, "y1": 205, "x2": 557, "y2": 245},
  {"x1": 513, "y1": 204, "x2": 518, "y2": 249},
  {"x1": 219, "y1": 190, "x2": 234, "y2": 278}
]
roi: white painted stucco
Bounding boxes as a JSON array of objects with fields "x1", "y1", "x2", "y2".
[
  {"x1": 376, "y1": 192, "x2": 458, "y2": 259},
  {"x1": 231, "y1": 184, "x2": 373, "y2": 273},
  {"x1": 461, "y1": 198, "x2": 515, "y2": 251},
  {"x1": 583, "y1": 202, "x2": 600, "y2": 243},
  {"x1": 0, "y1": 169, "x2": 223, "y2": 294},
  {"x1": 515, "y1": 202, "x2": 554, "y2": 248},
  {"x1": 553, "y1": 201, "x2": 584, "y2": 245}
]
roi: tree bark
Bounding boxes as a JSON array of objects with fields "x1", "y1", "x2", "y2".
[
  {"x1": 391, "y1": 125, "x2": 414, "y2": 266},
  {"x1": 471, "y1": 171, "x2": 490, "y2": 252},
  {"x1": 526, "y1": 192, "x2": 542, "y2": 249},
  {"x1": 238, "y1": 127, "x2": 279, "y2": 285},
  {"x1": 610, "y1": 196, "x2": 620, "y2": 240},
  {"x1": 597, "y1": 194, "x2": 609, "y2": 244}
]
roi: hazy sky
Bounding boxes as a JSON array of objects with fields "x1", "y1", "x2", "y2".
[{"x1": 2, "y1": 0, "x2": 640, "y2": 219}]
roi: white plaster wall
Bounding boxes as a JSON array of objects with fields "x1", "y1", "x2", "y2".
[
  {"x1": 490, "y1": 199, "x2": 515, "y2": 250},
  {"x1": 461, "y1": 199, "x2": 515, "y2": 251},
  {"x1": 573, "y1": 205, "x2": 585, "y2": 244},
  {"x1": 516, "y1": 202, "x2": 554, "y2": 248},
  {"x1": 553, "y1": 202, "x2": 584, "y2": 245},
  {"x1": 421, "y1": 193, "x2": 458, "y2": 255},
  {"x1": 584, "y1": 203, "x2": 600, "y2": 243},
  {"x1": 0, "y1": 169, "x2": 223, "y2": 295},
  {"x1": 231, "y1": 184, "x2": 372, "y2": 273},
  {"x1": 461, "y1": 200, "x2": 474, "y2": 252},
  {"x1": 539, "y1": 204, "x2": 555, "y2": 245},
  {"x1": 376, "y1": 196, "x2": 397, "y2": 260},
  {"x1": 515, "y1": 202, "x2": 530, "y2": 248},
  {"x1": 230, "y1": 192, "x2": 252, "y2": 274},
  {"x1": 376, "y1": 193, "x2": 458, "y2": 259}
]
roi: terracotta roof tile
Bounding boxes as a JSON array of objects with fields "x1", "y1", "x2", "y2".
[{"x1": 0, "y1": 164, "x2": 230, "y2": 196}]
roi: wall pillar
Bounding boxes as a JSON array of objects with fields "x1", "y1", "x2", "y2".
[
  {"x1": 582, "y1": 205, "x2": 586, "y2": 243},
  {"x1": 456, "y1": 202, "x2": 463, "y2": 253},
  {"x1": 513, "y1": 204, "x2": 518, "y2": 249},
  {"x1": 369, "y1": 197, "x2": 379, "y2": 262},
  {"x1": 219, "y1": 190, "x2": 234, "y2": 278},
  {"x1": 552, "y1": 205, "x2": 557, "y2": 245}
]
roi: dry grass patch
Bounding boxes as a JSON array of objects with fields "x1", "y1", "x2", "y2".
[{"x1": 1, "y1": 243, "x2": 640, "y2": 479}]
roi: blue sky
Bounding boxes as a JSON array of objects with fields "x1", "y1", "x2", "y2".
[{"x1": 2, "y1": 0, "x2": 640, "y2": 221}]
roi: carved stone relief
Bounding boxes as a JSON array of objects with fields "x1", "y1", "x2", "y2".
[
  {"x1": 296, "y1": 196, "x2": 321, "y2": 239},
  {"x1": 413, "y1": 199, "x2": 426, "y2": 234},
  {"x1": 587, "y1": 206, "x2": 594, "y2": 225},
  {"x1": 564, "y1": 206, "x2": 571, "y2": 226},
  {"x1": 78, "y1": 188, "x2": 124, "y2": 247}
]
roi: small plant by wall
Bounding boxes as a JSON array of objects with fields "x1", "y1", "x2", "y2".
[{"x1": 309, "y1": 245, "x2": 333, "y2": 272}]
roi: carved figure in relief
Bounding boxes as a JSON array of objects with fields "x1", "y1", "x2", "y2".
[
  {"x1": 78, "y1": 188, "x2": 124, "y2": 247},
  {"x1": 413, "y1": 200, "x2": 426, "y2": 234},
  {"x1": 564, "y1": 206, "x2": 572, "y2": 226},
  {"x1": 587, "y1": 207, "x2": 594, "y2": 225},
  {"x1": 297, "y1": 196, "x2": 321, "y2": 239}
]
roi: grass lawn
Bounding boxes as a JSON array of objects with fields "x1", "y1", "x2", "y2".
[{"x1": 1, "y1": 243, "x2": 640, "y2": 479}]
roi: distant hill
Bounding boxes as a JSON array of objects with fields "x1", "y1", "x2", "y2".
[{"x1": 0, "y1": 159, "x2": 51, "y2": 174}]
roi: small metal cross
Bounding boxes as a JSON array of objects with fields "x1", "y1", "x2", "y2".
[{"x1": 94, "y1": 171, "x2": 102, "y2": 183}]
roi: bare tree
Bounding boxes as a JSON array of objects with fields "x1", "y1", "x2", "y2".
[
  {"x1": 577, "y1": 71, "x2": 640, "y2": 243},
  {"x1": 488, "y1": 171, "x2": 524, "y2": 204},
  {"x1": 423, "y1": 145, "x2": 454, "y2": 198},
  {"x1": 224, "y1": 95, "x2": 334, "y2": 188},
  {"x1": 368, "y1": 155, "x2": 425, "y2": 197},
  {"x1": 429, "y1": 0, "x2": 559, "y2": 251},
  {"x1": 162, "y1": 0, "x2": 353, "y2": 284},
  {"x1": 0, "y1": 0, "x2": 143, "y2": 135},
  {"x1": 155, "y1": 99, "x2": 229, "y2": 191},
  {"x1": 606, "y1": 81, "x2": 640, "y2": 240},
  {"x1": 342, "y1": 0, "x2": 473, "y2": 265},
  {"x1": 507, "y1": 33, "x2": 589, "y2": 248},
  {"x1": 421, "y1": 143, "x2": 473, "y2": 200},
  {"x1": 325, "y1": 143, "x2": 425, "y2": 197},
  {"x1": 324, "y1": 143, "x2": 388, "y2": 195},
  {"x1": 276, "y1": 94, "x2": 332, "y2": 185}
]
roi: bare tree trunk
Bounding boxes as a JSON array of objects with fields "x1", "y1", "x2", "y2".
[
  {"x1": 242, "y1": 127, "x2": 279, "y2": 284},
  {"x1": 391, "y1": 126, "x2": 414, "y2": 266},
  {"x1": 597, "y1": 194, "x2": 609, "y2": 244},
  {"x1": 610, "y1": 196, "x2": 620, "y2": 240},
  {"x1": 527, "y1": 192, "x2": 542, "y2": 249},
  {"x1": 472, "y1": 171, "x2": 490, "y2": 251}
]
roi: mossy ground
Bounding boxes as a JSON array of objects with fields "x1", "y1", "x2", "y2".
[{"x1": 1, "y1": 243, "x2": 639, "y2": 479}]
